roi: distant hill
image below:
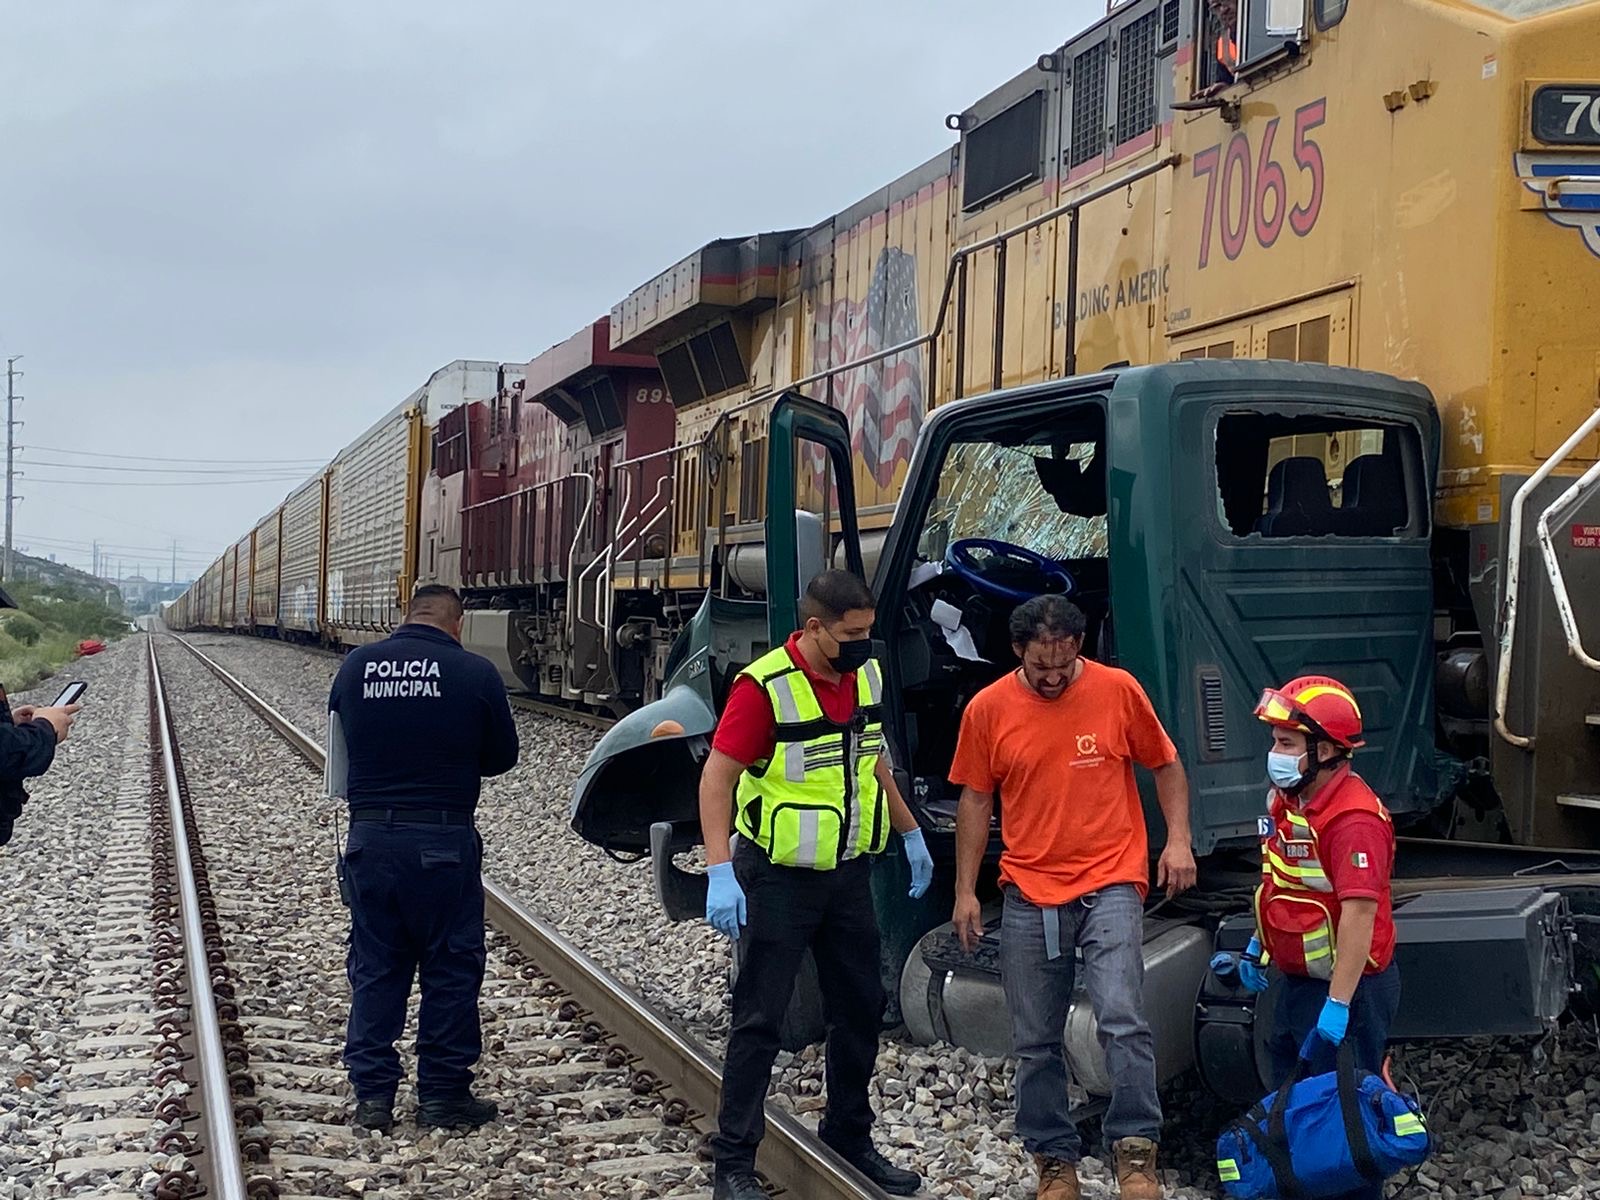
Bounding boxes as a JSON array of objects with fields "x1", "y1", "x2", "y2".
[
  {"x1": 3, "y1": 550, "x2": 119, "y2": 603},
  {"x1": 0, "y1": 564, "x2": 133, "y2": 692}
]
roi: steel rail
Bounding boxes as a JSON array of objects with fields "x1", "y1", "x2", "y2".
[
  {"x1": 146, "y1": 636, "x2": 252, "y2": 1200},
  {"x1": 509, "y1": 693, "x2": 617, "y2": 731},
  {"x1": 164, "y1": 631, "x2": 882, "y2": 1200},
  {"x1": 169, "y1": 629, "x2": 618, "y2": 734}
]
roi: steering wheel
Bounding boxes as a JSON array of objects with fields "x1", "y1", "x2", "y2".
[{"x1": 945, "y1": 538, "x2": 1074, "y2": 603}]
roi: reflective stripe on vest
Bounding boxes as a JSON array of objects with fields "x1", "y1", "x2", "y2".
[
  {"x1": 1254, "y1": 769, "x2": 1390, "y2": 981},
  {"x1": 733, "y1": 646, "x2": 889, "y2": 870}
]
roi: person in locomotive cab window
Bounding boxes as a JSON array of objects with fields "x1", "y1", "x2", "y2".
[
  {"x1": 948, "y1": 594, "x2": 1195, "y2": 1200},
  {"x1": 698, "y1": 569, "x2": 933, "y2": 1200},
  {"x1": 1209, "y1": 0, "x2": 1240, "y2": 77},
  {"x1": 326, "y1": 584, "x2": 519, "y2": 1135},
  {"x1": 1212, "y1": 676, "x2": 1400, "y2": 1200}
]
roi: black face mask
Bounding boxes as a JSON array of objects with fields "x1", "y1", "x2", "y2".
[{"x1": 827, "y1": 636, "x2": 872, "y2": 674}]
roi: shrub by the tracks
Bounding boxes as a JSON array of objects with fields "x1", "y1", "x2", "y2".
[{"x1": 0, "y1": 580, "x2": 129, "y2": 691}]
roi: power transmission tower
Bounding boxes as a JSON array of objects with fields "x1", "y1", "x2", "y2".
[{"x1": 4, "y1": 356, "x2": 21, "y2": 583}]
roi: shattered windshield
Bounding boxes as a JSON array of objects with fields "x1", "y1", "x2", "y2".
[{"x1": 920, "y1": 441, "x2": 1108, "y2": 563}]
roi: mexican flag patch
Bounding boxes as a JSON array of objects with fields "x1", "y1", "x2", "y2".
[{"x1": 1352, "y1": 851, "x2": 1369, "y2": 869}]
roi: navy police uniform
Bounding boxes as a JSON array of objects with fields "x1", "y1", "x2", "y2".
[
  {"x1": 0, "y1": 687, "x2": 60, "y2": 847},
  {"x1": 327, "y1": 623, "x2": 518, "y2": 1107}
]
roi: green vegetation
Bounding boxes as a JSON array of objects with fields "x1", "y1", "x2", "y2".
[{"x1": 0, "y1": 579, "x2": 130, "y2": 693}]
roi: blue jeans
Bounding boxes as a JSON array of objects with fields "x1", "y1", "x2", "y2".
[{"x1": 999, "y1": 883, "x2": 1161, "y2": 1162}]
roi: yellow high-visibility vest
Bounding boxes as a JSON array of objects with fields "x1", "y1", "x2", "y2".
[{"x1": 733, "y1": 645, "x2": 890, "y2": 869}]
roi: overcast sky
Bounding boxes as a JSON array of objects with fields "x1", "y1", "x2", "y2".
[{"x1": 2, "y1": 1, "x2": 1101, "y2": 581}]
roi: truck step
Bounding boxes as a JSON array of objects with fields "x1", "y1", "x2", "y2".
[{"x1": 1556, "y1": 793, "x2": 1600, "y2": 811}]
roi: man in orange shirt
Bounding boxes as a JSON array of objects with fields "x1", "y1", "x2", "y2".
[{"x1": 949, "y1": 595, "x2": 1195, "y2": 1200}]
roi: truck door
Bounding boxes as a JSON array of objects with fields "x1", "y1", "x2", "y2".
[
  {"x1": 1171, "y1": 383, "x2": 1439, "y2": 852},
  {"x1": 763, "y1": 393, "x2": 865, "y2": 642}
]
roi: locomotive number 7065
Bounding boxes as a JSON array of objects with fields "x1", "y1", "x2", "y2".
[{"x1": 1193, "y1": 98, "x2": 1327, "y2": 269}]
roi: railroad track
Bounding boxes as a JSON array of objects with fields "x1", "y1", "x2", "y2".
[
  {"x1": 509, "y1": 693, "x2": 617, "y2": 731},
  {"x1": 155, "y1": 632, "x2": 879, "y2": 1199},
  {"x1": 181, "y1": 630, "x2": 618, "y2": 731}
]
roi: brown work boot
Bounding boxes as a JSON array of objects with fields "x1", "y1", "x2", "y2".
[
  {"x1": 1033, "y1": 1154, "x2": 1080, "y2": 1200},
  {"x1": 1113, "y1": 1137, "x2": 1162, "y2": 1200}
]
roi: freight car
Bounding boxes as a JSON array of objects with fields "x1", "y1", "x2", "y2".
[{"x1": 170, "y1": 361, "x2": 502, "y2": 648}]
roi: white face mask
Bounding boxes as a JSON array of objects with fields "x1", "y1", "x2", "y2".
[{"x1": 1267, "y1": 750, "x2": 1307, "y2": 790}]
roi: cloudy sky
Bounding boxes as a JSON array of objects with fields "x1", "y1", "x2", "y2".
[{"x1": 2, "y1": 1, "x2": 1100, "y2": 581}]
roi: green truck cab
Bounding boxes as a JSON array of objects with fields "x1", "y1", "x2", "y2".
[{"x1": 571, "y1": 361, "x2": 1574, "y2": 1098}]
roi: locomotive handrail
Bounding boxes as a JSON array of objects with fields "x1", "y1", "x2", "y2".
[
  {"x1": 1537, "y1": 175, "x2": 1600, "y2": 200},
  {"x1": 1536, "y1": 446, "x2": 1600, "y2": 673},
  {"x1": 460, "y1": 472, "x2": 571, "y2": 511},
  {"x1": 589, "y1": 151, "x2": 1183, "y2": 616},
  {"x1": 590, "y1": 469, "x2": 639, "y2": 653},
  {"x1": 575, "y1": 468, "x2": 626, "y2": 644},
  {"x1": 1494, "y1": 404, "x2": 1600, "y2": 746},
  {"x1": 602, "y1": 475, "x2": 671, "y2": 653},
  {"x1": 605, "y1": 150, "x2": 1186, "y2": 493}
]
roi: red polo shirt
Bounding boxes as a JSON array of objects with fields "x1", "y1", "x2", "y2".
[{"x1": 712, "y1": 633, "x2": 858, "y2": 767}]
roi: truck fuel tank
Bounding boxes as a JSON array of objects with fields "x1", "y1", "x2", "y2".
[{"x1": 900, "y1": 908, "x2": 1212, "y2": 1094}]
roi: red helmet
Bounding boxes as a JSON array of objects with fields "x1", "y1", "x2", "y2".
[{"x1": 1254, "y1": 675, "x2": 1365, "y2": 750}]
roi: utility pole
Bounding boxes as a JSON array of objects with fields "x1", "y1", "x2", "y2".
[
  {"x1": 5, "y1": 356, "x2": 21, "y2": 583},
  {"x1": 171, "y1": 540, "x2": 176, "y2": 587}
]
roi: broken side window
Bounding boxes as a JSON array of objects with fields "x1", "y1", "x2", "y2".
[{"x1": 1216, "y1": 412, "x2": 1426, "y2": 539}]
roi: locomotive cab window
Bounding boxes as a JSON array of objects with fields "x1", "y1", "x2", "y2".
[
  {"x1": 1196, "y1": 0, "x2": 1300, "y2": 92},
  {"x1": 1215, "y1": 412, "x2": 1427, "y2": 539}
]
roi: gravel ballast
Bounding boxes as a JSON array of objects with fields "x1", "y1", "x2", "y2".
[{"x1": 128, "y1": 633, "x2": 1600, "y2": 1198}]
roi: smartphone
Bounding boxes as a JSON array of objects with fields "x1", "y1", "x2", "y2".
[{"x1": 50, "y1": 681, "x2": 88, "y2": 708}]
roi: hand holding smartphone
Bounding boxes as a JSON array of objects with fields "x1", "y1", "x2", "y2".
[
  {"x1": 51, "y1": 681, "x2": 88, "y2": 708},
  {"x1": 26, "y1": 681, "x2": 87, "y2": 744}
]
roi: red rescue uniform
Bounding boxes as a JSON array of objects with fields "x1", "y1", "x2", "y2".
[{"x1": 1255, "y1": 765, "x2": 1396, "y2": 979}]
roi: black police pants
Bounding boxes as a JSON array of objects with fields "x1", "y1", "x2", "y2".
[
  {"x1": 342, "y1": 820, "x2": 486, "y2": 1104},
  {"x1": 710, "y1": 843, "x2": 884, "y2": 1173},
  {"x1": 1266, "y1": 963, "x2": 1402, "y2": 1200}
]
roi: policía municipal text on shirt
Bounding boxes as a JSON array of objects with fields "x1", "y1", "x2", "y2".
[{"x1": 362, "y1": 658, "x2": 443, "y2": 698}]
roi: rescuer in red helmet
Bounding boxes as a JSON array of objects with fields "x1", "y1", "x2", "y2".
[{"x1": 1220, "y1": 677, "x2": 1400, "y2": 1198}]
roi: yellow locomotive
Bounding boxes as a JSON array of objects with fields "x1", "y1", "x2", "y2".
[{"x1": 588, "y1": 0, "x2": 1600, "y2": 850}]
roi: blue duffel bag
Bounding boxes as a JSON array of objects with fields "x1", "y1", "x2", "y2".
[{"x1": 1216, "y1": 1034, "x2": 1430, "y2": 1199}]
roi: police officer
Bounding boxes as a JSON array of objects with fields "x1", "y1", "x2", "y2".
[
  {"x1": 699, "y1": 569, "x2": 932, "y2": 1200},
  {"x1": 0, "y1": 688, "x2": 80, "y2": 847},
  {"x1": 327, "y1": 584, "x2": 518, "y2": 1133},
  {"x1": 1216, "y1": 676, "x2": 1400, "y2": 1200}
]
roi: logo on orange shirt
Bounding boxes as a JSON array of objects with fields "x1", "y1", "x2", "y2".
[{"x1": 1071, "y1": 732, "x2": 1105, "y2": 768}]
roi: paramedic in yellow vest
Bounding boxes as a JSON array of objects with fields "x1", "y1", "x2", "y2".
[
  {"x1": 699, "y1": 570, "x2": 932, "y2": 1200},
  {"x1": 1215, "y1": 676, "x2": 1400, "y2": 1200}
]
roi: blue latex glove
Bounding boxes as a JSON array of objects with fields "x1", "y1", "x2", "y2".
[
  {"x1": 1211, "y1": 939, "x2": 1270, "y2": 992},
  {"x1": 902, "y1": 828, "x2": 934, "y2": 899},
  {"x1": 1238, "y1": 938, "x2": 1269, "y2": 994},
  {"x1": 1208, "y1": 950, "x2": 1239, "y2": 981},
  {"x1": 705, "y1": 861, "x2": 746, "y2": 941},
  {"x1": 1316, "y1": 996, "x2": 1350, "y2": 1044}
]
